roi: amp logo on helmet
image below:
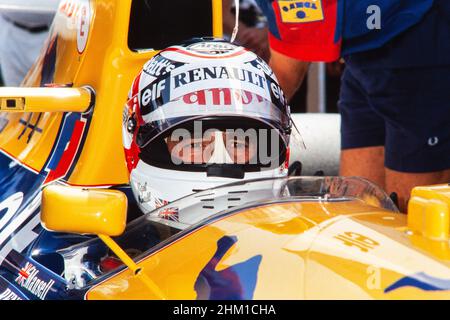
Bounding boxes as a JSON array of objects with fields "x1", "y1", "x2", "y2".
[
  {"x1": 277, "y1": 0, "x2": 324, "y2": 23},
  {"x1": 186, "y1": 42, "x2": 237, "y2": 55}
]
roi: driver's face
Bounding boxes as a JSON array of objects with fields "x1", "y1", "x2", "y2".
[{"x1": 166, "y1": 130, "x2": 257, "y2": 165}]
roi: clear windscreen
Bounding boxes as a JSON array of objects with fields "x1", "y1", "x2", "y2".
[
  {"x1": 145, "y1": 176, "x2": 399, "y2": 228},
  {"x1": 57, "y1": 176, "x2": 398, "y2": 289}
]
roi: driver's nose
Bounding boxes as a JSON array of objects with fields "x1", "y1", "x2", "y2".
[{"x1": 207, "y1": 131, "x2": 234, "y2": 164}]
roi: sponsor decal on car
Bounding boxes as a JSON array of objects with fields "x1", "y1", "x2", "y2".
[
  {"x1": 195, "y1": 236, "x2": 262, "y2": 300},
  {"x1": 58, "y1": 0, "x2": 92, "y2": 54},
  {"x1": 0, "y1": 192, "x2": 41, "y2": 265},
  {"x1": 0, "y1": 288, "x2": 23, "y2": 300},
  {"x1": 1, "y1": 250, "x2": 67, "y2": 300},
  {"x1": 76, "y1": 0, "x2": 91, "y2": 54},
  {"x1": 17, "y1": 114, "x2": 44, "y2": 144},
  {"x1": 158, "y1": 207, "x2": 180, "y2": 222},
  {"x1": 385, "y1": 272, "x2": 450, "y2": 293},
  {"x1": 15, "y1": 262, "x2": 56, "y2": 300},
  {"x1": 0, "y1": 276, "x2": 27, "y2": 300}
]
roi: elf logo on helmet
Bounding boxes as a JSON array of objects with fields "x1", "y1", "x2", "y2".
[
  {"x1": 269, "y1": 81, "x2": 287, "y2": 107},
  {"x1": 141, "y1": 80, "x2": 168, "y2": 108}
]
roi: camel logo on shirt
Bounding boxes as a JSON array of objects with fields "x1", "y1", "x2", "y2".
[{"x1": 277, "y1": 0, "x2": 324, "y2": 23}]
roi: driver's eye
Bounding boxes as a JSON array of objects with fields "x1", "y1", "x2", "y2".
[
  {"x1": 234, "y1": 142, "x2": 244, "y2": 149},
  {"x1": 232, "y1": 139, "x2": 248, "y2": 149}
]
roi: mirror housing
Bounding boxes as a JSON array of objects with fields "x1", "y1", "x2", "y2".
[
  {"x1": 41, "y1": 185, "x2": 165, "y2": 298},
  {"x1": 408, "y1": 184, "x2": 450, "y2": 241},
  {"x1": 41, "y1": 185, "x2": 127, "y2": 236}
]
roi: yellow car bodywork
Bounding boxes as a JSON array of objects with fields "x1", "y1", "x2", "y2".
[
  {"x1": 0, "y1": 0, "x2": 222, "y2": 185},
  {"x1": 0, "y1": 0, "x2": 449, "y2": 300},
  {"x1": 83, "y1": 196, "x2": 450, "y2": 300}
]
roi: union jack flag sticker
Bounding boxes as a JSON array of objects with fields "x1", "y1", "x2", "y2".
[{"x1": 158, "y1": 207, "x2": 179, "y2": 222}]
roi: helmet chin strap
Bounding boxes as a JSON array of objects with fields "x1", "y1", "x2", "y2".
[
  {"x1": 230, "y1": 0, "x2": 240, "y2": 43},
  {"x1": 207, "y1": 131, "x2": 234, "y2": 164}
]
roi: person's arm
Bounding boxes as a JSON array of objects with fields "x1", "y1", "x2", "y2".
[
  {"x1": 255, "y1": 0, "x2": 341, "y2": 98},
  {"x1": 222, "y1": 0, "x2": 235, "y2": 35},
  {"x1": 223, "y1": 0, "x2": 250, "y2": 38},
  {"x1": 222, "y1": 0, "x2": 270, "y2": 61},
  {"x1": 269, "y1": 48, "x2": 309, "y2": 100}
]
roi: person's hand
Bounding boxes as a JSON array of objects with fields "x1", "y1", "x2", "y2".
[
  {"x1": 236, "y1": 26, "x2": 270, "y2": 62},
  {"x1": 269, "y1": 49, "x2": 310, "y2": 100},
  {"x1": 326, "y1": 61, "x2": 344, "y2": 78}
]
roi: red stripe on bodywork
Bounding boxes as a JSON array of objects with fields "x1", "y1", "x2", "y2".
[{"x1": 44, "y1": 120, "x2": 86, "y2": 184}]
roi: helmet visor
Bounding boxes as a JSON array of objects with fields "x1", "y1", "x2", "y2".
[
  {"x1": 166, "y1": 127, "x2": 272, "y2": 165},
  {"x1": 137, "y1": 88, "x2": 291, "y2": 150},
  {"x1": 140, "y1": 117, "x2": 288, "y2": 172}
]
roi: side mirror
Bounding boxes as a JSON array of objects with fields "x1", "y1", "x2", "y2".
[
  {"x1": 41, "y1": 185, "x2": 166, "y2": 299},
  {"x1": 408, "y1": 184, "x2": 450, "y2": 241},
  {"x1": 41, "y1": 185, "x2": 127, "y2": 236}
]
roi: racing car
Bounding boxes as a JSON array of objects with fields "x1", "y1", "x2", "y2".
[{"x1": 0, "y1": 0, "x2": 449, "y2": 300}]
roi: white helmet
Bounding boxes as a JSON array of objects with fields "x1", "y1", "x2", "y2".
[{"x1": 123, "y1": 38, "x2": 292, "y2": 213}]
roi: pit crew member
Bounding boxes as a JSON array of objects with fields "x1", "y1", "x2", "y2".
[{"x1": 255, "y1": 0, "x2": 450, "y2": 211}]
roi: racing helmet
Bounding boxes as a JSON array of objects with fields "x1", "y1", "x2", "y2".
[{"x1": 123, "y1": 38, "x2": 292, "y2": 213}]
